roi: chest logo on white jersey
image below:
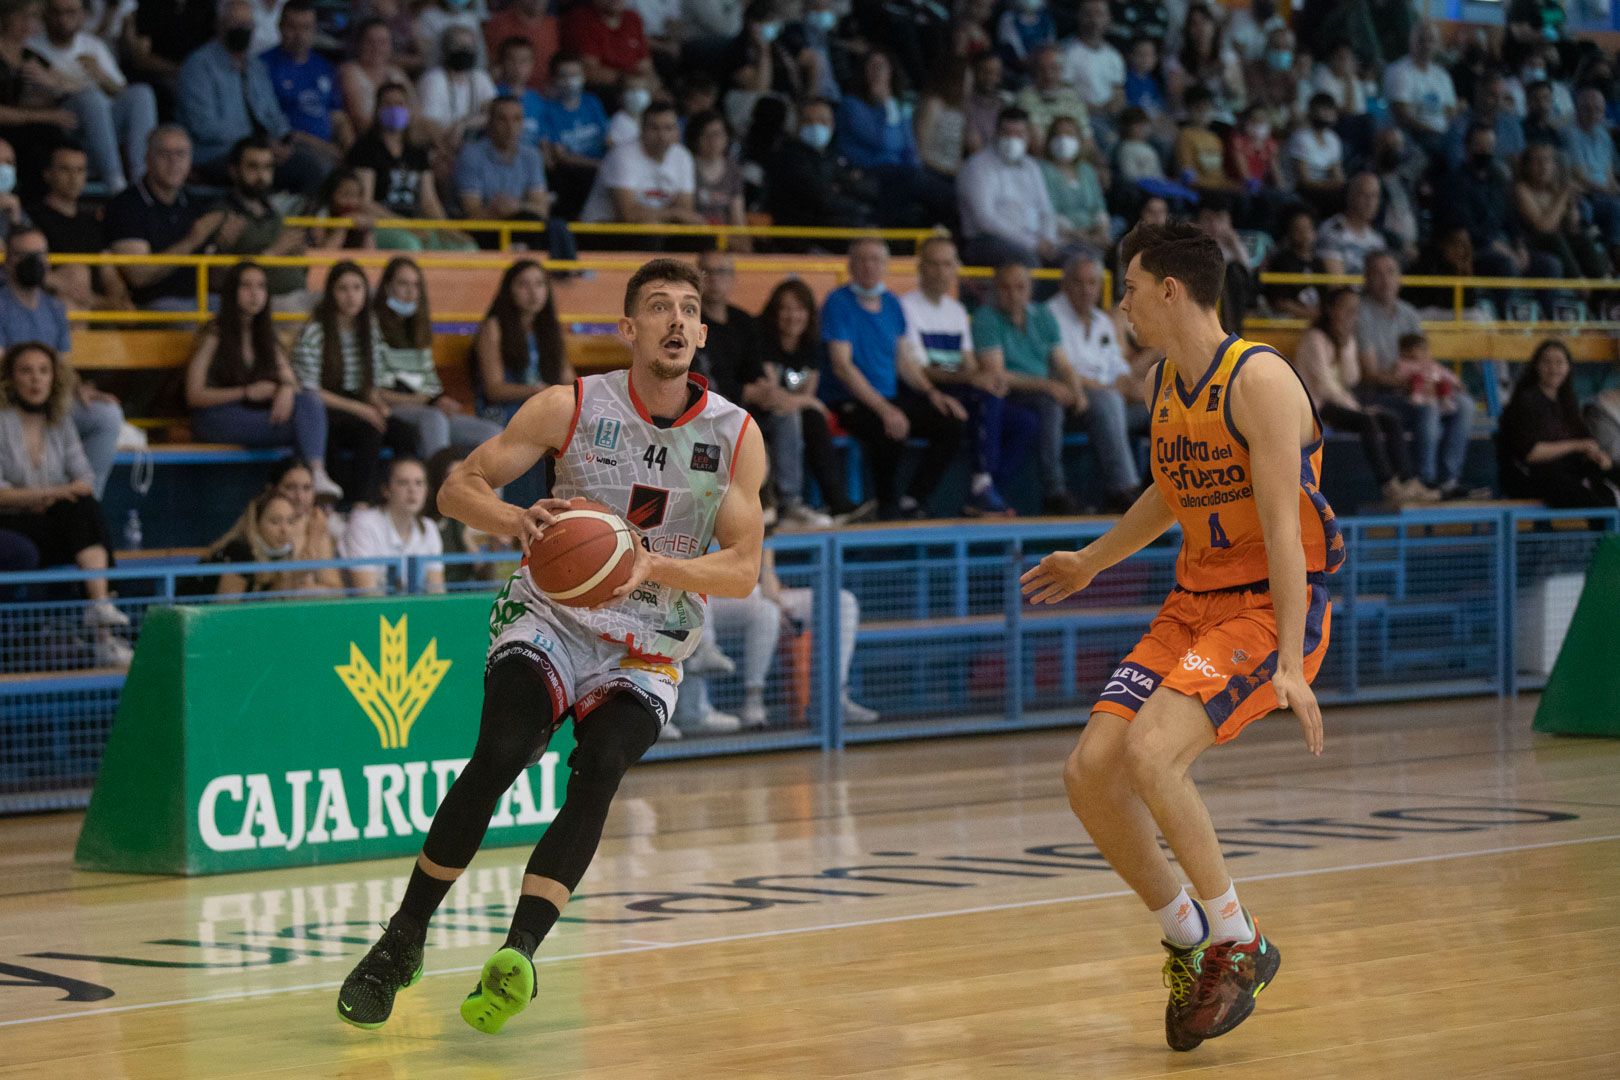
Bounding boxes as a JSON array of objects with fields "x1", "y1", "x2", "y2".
[
  {"x1": 628, "y1": 485, "x2": 670, "y2": 530},
  {"x1": 690, "y1": 442, "x2": 721, "y2": 473},
  {"x1": 591, "y1": 415, "x2": 622, "y2": 450}
]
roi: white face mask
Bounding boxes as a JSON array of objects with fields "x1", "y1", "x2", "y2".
[
  {"x1": 997, "y1": 135, "x2": 1028, "y2": 163},
  {"x1": 385, "y1": 295, "x2": 418, "y2": 318},
  {"x1": 0, "y1": 163, "x2": 15, "y2": 195},
  {"x1": 1248, "y1": 122, "x2": 1271, "y2": 141},
  {"x1": 261, "y1": 539, "x2": 294, "y2": 559},
  {"x1": 622, "y1": 87, "x2": 651, "y2": 115},
  {"x1": 800, "y1": 122, "x2": 833, "y2": 150},
  {"x1": 1049, "y1": 134, "x2": 1080, "y2": 162}
]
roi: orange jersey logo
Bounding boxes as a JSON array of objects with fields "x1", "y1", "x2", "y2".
[{"x1": 1150, "y1": 335, "x2": 1343, "y2": 592}]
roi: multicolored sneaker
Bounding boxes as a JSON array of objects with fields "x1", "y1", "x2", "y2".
[
  {"x1": 336, "y1": 921, "x2": 425, "y2": 1029},
  {"x1": 460, "y1": 946, "x2": 538, "y2": 1035},
  {"x1": 1161, "y1": 935, "x2": 1208, "y2": 1052},
  {"x1": 1182, "y1": 912, "x2": 1281, "y2": 1042}
]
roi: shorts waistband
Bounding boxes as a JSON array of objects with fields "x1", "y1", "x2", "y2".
[{"x1": 1174, "y1": 571, "x2": 1329, "y2": 597}]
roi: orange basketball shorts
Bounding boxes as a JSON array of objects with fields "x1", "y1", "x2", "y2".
[{"x1": 1092, "y1": 576, "x2": 1332, "y2": 744}]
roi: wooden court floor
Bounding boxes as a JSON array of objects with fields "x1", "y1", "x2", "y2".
[{"x1": 1, "y1": 695, "x2": 1617, "y2": 1078}]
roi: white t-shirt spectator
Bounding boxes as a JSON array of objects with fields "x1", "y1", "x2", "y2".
[
  {"x1": 1045, "y1": 294, "x2": 1128, "y2": 385},
  {"x1": 1060, "y1": 38, "x2": 1125, "y2": 111},
  {"x1": 417, "y1": 68, "x2": 497, "y2": 132},
  {"x1": 581, "y1": 139, "x2": 696, "y2": 222},
  {"x1": 1284, "y1": 127, "x2": 1344, "y2": 186},
  {"x1": 956, "y1": 147, "x2": 1058, "y2": 250},
  {"x1": 1316, "y1": 214, "x2": 1389, "y2": 274},
  {"x1": 340, "y1": 507, "x2": 444, "y2": 576},
  {"x1": 899, "y1": 289, "x2": 974, "y2": 373},
  {"x1": 27, "y1": 28, "x2": 128, "y2": 91},
  {"x1": 1384, "y1": 57, "x2": 1457, "y2": 135},
  {"x1": 607, "y1": 109, "x2": 641, "y2": 149},
  {"x1": 632, "y1": 0, "x2": 681, "y2": 36},
  {"x1": 1310, "y1": 66, "x2": 1370, "y2": 116}
]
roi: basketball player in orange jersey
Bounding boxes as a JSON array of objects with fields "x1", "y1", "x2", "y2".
[
  {"x1": 337, "y1": 257, "x2": 765, "y2": 1034},
  {"x1": 1022, "y1": 223, "x2": 1343, "y2": 1051}
]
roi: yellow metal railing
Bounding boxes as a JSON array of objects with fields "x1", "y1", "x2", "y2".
[{"x1": 1258, "y1": 272, "x2": 1620, "y2": 324}]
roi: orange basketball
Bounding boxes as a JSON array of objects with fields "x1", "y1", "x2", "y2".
[{"x1": 528, "y1": 501, "x2": 638, "y2": 608}]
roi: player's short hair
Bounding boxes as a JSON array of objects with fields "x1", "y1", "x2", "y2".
[
  {"x1": 1119, "y1": 222, "x2": 1225, "y2": 309},
  {"x1": 624, "y1": 258, "x2": 703, "y2": 315}
]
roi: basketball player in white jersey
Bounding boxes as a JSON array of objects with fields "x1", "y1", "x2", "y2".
[{"x1": 337, "y1": 258, "x2": 765, "y2": 1035}]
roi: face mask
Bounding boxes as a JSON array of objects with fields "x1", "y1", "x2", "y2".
[
  {"x1": 378, "y1": 104, "x2": 410, "y2": 131},
  {"x1": 0, "y1": 163, "x2": 16, "y2": 195},
  {"x1": 1471, "y1": 151, "x2": 1495, "y2": 170},
  {"x1": 13, "y1": 252, "x2": 47, "y2": 290},
  {"x1": 445, "y1": 47, "x2": 477, "y2": 72},
  {"x1": 799, "y1": 122, "x2": 832, "y2": 150},
  {"x1": 759, "y1": 21, "x2": 780, "y2": 43},
  {"x1": 1524, "y1": 67, "x2": 1546, "y2": 83},
  {"x1": 849, "y1": 281, "x2": 887, "y2": 300},
  {"x1": 1312, "y1": 113, "x2": 1333, "y2": 130},
  {"x1": 810, "y1": 9, "x2": 836, "y2": 31},
  {"x1": 385, "y1": 295, "x2": 418, "y2": 318},
  {"x1": 1247, "y1": 121, "x2": 1271, "y2": 141},
  {"x1": 1266, "y1": 49, "x2": 1292, "y2": 72},
  {"x1": 261, "y1": 540, "x2": 295, "y2": 559},
  {"x1": 1049, "y1": 134, "x2": 1080, "y2": 162},
  {"x1": 223, "y1": 25, "x2": 253, "y2": 53},
  {"x1": 997, "y1": 135, "x2": 1028, "y2": 163},
  {"x1": 558, "y1": 75, "x2": 585, "y2": 99},
  {"x1": 622, "y1": 88, "x2": 651, "y2": 115}
]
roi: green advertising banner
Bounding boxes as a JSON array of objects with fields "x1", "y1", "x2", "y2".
[
  {"x1": 75, "y1": 595, "x2": 574, "y2": 875},
  {"x1": 1534, "y1": 535, "x2": 1620, "y2": 738}
]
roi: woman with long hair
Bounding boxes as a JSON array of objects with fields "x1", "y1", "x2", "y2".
[
  {"x1": 1513, "y1": 143, "x2": 1611, "y2": 279},
  {"x1": 373, "y1": 256, "x2": 501, "y2": 457},
  {"x1": 757, "y1": 277, "x2": 869, "y2": 524},
  {"x1": 263, "y1": 456, "x2": 343, "y2": 591},
  {"x1": 1498, "y1": 339, "x2": 1620, "y2": 508},
  {"x1": 292, "y1": 261, "x2": 390, "y2": 505},
  {"x1": 1293, "y1": 287, "x2": 1434, "y2": 506},
  {"x1": 1039, "y1": 114, "x2": 1110, "y2": 250},
  {"x1": 1167, "y1": 3, "x2": 1245, "y2": 120},
  {"x1": 344, "y1": 82, "x2": 471, "y2": 250},
  {"x1": 471, "y1": 258, "x2": 573, "y2": 423},
  {"x1": 186, "y1": 262, "x2": 343, "y2": 499},
  {"x1": 834, "y1": 49, "x2": 956, "y2": 227},
  {"x1": 685, "y1": 110, "x2": 750, "y2": 247},
  {"x1": 914, "y1": 56, "x2": 969, "y2": 178},
  {"x1": 0, "y1": 341, "x2": 129, "y2": 665},
  {"x1": 202, "y1": 491, "x2": 307, "y2": 598}
]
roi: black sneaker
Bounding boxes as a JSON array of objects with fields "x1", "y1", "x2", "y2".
[{"x1": 337, "y1": 921, "x2": 425, "y2": 1029}]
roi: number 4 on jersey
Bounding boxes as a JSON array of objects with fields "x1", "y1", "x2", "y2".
[
  {"x1": 642, "y1": 445, "x2": 667, "y2": 471},
  {"x1": 1208, "y1": 512, "x2": 1231, "y2": 549}
]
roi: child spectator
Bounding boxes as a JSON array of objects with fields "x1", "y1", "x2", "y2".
[{"x1": 1173, "y1": 86, "x2": 1230, "y2": 191}]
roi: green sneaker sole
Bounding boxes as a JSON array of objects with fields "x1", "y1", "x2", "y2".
[
  {"x1": 336, "y1": 961, "x2": 423, "y2": 1030},
  {"x1": 460, "y1": 948, "x2": 536, "y2": 1035}
]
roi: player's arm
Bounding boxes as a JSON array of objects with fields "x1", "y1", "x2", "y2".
[
  {"x1": 438, "y1": 384, "x2": 577, "y2": 546},
  {"x1": 616, "y1": 420, "x2": 766, "y2": 600},
  {"x1": 1229, "y1": 353, "x2": 1324, "y2": 756}
]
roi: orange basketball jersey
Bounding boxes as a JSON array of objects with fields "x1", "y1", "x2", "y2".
[{"x1": 1150, "y1": 333, "x2": 1345, "y2": 592}]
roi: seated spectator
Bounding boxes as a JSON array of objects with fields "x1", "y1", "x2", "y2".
[
  {"x1": 1174, "y1": 85, "x2": 1231, "y2": 192},
  {"x1": 1521, "y1": 79, "x2": 1564, "y2": 149},
  {"x1": 958, "y1": 106, "x2": 1059, "y2": 267},
  {"x1": 1293, "y1": 287, "x2": 1432, "y2": 505},
  {"x1": 0, "y1": 137, "x2": 25, "y2": 244},
  {"x1": 1565, "y1": 86, "x2": 1620, "y2": 264},
  {"x1": 1514, "y1": 141, "x2": 1611, "y2": 279},
  {"x1": 0, "y1": 2, "x2": 79, "y2": 202},
  {"x1": 561, "y1": 0, "x2": 653, "y2": 96},
  {"x1": 29, "y1": 0, "x2": 157, "y2": 193},
  {"x1": 0, "y1": 341, "x2": 129, "y2": 665},
  {"x1": 821, "y1": 237, "x2": 965, "y2": 520},
  {"x1": 414, "y1": 0, "x2": 483, "y2": 72},
  {"x1": 1372, "y1": 127, "x2": 1420, "y2": 265},
  {"x1": 538, "y1": 52, "x2": 608, "y2": 219},
  {"x1": 995, "y1": 0, "x2": 1054, "y2": 76},
  {"x1": 973, "y1": 262, "x2": 1086, "y2": 514},
  {"x1": 1166, "y1": 3, "x2": 1245, "y2": 121},
  {"x1": 1040, "y1": 114, "x2": 1110, "y2": 251},
  {"x1": 1044, "y1": 251, "x2": 1148, "y2": 512},
  {"x1": 1246, "y1": 21, "x2": 1303, "y2": 134},
  {"x1": 29, "y1": 144, "x2": 132, "y2": 309},
  {"x1": 1310, "y1": 42, "x2": 1372, "y2": 118},
  {"x1": 1262, "y1": 206, "x2": 1326, "y2": 319},
  {"x1": 783, "y1": 0, "x2": 845, "y2": 104},
  {"x1": 176, "y1": 0, "x2": 327, "y2": 194},
  {"x1": 1061, "y1": 0, "x2": 1125, "y2": 118},
  {"x1": 104, "y1": 126, "x2": 217, "y2": 312},
  {"x1": 341, "y1": 455, "x2": 445, "y2": 593},
  {"x1": 346, "y1": 84, "x2": 466, "y2": 251},
  {"x1": 259, "y1": 0, "x2": 348, "y2": 163},
  {"x1": 1114, "y1": 106, "x2": 1166, "y2": 188},
  {"x1": 765, "y1": 97, "x2": 876, "y2": 229},
  {"x1": 1498, "y1": 339, "x2": 1620, "y2": 508},
  {"x1": 264, "y1": 455, "x2": 341, "y2": 589},
  {"x1": 185, "y1": 261, "x2": 340, "y2": 498},
  {"x1": 305, "y1": 169, "x2": 381, "y2": 251},
  {"x1": 964, "y1": 49, "x2": 1007, "y2": 152},
  {"x1": 1285, "y1": 94, "x2": 1346, "y2": 215},
  {"x1": 686, "y1": 110, "x2": 746, "y2": 237},
  {"x1": 211, "y1": 136, "x2": 311, "y2": 311},
  {"x1": 899, "y1": 234, "x2": 1034, "y2": 518},
  {"x1": 1383, "y1": 22, "x2": 1456, "y2": 158},
  {"x1": 1122, "y1": 37, "x2": 1169, "y2": 126},
  {"x1": 492, "y1": 36, "x2": 546, "y2": 147},
  {"x1": 471, "y1": 258, "x2": 572, "y2": 423},
  {"x1": 201, "y1": 490, "x2": 309, "y2": 597},
  {"x1": 453, "y1": 96, "x2": 550, "y2": 246},
  {"x1": 1197, "y1": 196, "x2": 1255, "y2": 330},
  {"x1": 914, "y1": 58, "x2": 970, "y2": 181},
  {"x1": 373, "y1": 255, "x2": 500, "y2": 458},
  {"x1": 691, "y1": 247, "x2": 765, "y2": 410},
  {"x1": 363, "y1": 0, "x2": 425, "y2": 75},
  {"x1": 756, "y1": 277, "x2": 868, "y2": 523},
  {"x1": 1444, "y1": 70, "x2": 1525, "y2": 171},
  {"x1": 1443, "y1": 124, "x2": 1557, "y2": 279},
  {"x1": 1015, "y1": 43, "x2": 1090, "y2": 150},
  {"x1": 835, "y1": 50, "x2": 955, "y2": 228},
  {"x1": 580, "y1": 100, "x2": 699, "y2": 225},
  {"x1": 1409, "y1": 224, "x2": 1485, "y2": 315},
  {"x1": 425, "y1": 444, "x2": 516, "y2": 585},
  {"x1": 340, "y1": 18, "x2": 415, "y2": 135},
  {"x1": 125, "y1": 0, "x2": 215, "y2": 91},
  {"x1": 1316, "y1": 172, "x2": 1388, "y2": 275},
  {"x1": 0, "y1": 227, "x2": 122, "y2": 497},
  {"x1": 483, "y1": 0, "x2": 556, "y2": 90},
  {"x1": 417, "y1": 23, "x2": 495, "y2": 150},
  {"x1": 292, "y1": 261, "x2": 390, "y2": 504}
]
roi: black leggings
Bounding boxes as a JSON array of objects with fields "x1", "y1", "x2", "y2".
[
  {"x1": 802, "y1": 406, "x2": 856, "y2": 514},
  {"x1": 326, "y1": 409, "x2": 386, "y2": 504},
  {"x1": 420, "y1": 644, "x2": 661, "y2": 892},
  {"x1": 0, "y1": 496, "x2": 111, "y2": 568},
  {"x1": 836, "y1": 391, "x2": 965, "y2": 511},
  {"x1": 1318, "y1": 401, "x2": 1413, "y2": 485}
]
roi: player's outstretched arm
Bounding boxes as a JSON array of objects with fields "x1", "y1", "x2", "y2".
[
  {"x1": 615, "y1": 419, "x2": 766, "y2": 600},
  {"x1": 1020, "y1": 484, "x2": 1176, "y2": 603},
  {"x1": 438, "y1": 384, "x2": 577, "y2": 545},
  {"x1": 1229, "y1": 353, "x2": 1324, "y2": 755}
]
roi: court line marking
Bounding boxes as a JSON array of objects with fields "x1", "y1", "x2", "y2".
[{"x1": 3, "y1": 830, "x2": 1617, "y2": 1030}]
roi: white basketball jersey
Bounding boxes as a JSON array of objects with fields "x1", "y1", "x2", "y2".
[{"x1": 513, "y1": 369, "x2": 751, "y2": 664}]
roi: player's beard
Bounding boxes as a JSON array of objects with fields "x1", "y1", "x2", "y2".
[{"x1": 645, "y1": 347, "x2": 692, "y2": 381}]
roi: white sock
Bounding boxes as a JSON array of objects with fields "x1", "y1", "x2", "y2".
[
  {"x1": 1152, "y1": 887, "x2": 1207, "y2": 947},
  {"x1": 1202, "y1": 881, "x2": 1250, "y2": 943},
  {"x1": 970, "y1": 472, "x2": 993, "y2": 495}
]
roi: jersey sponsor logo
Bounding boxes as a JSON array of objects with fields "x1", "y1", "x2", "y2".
[
  {"x1": 1181, "y1": 651, "x2": 1223, "y2": 679},
  {"x1": 1206, "y1": 385, "x2": 1222, "y2": 411},
  {"x1": 627, "y1": 484, "x2": 670, "y2": 529},
  {"x1": 1231, "y1": 648, "x2": 1250, "y2": 666},
  {"x1": 690, "y1": 442, "x2": 721, "y2": 473},
  {"x1": 583, "y1": 453, "x2": 620, "y2": 466},
  {"x1": 1155, "y1": 434, "x2": 1249, "y2": 497},
  {"x1": 592, "y1": 416, "x2": 622, "y2": 450}
]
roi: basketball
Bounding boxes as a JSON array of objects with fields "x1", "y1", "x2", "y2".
[{"x1": 527, "y1": 501, "x2": 638, "y2": 608}]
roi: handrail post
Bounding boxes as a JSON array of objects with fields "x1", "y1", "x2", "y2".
[
  {"x1": 498, "y1": 227, "x2": 511, "y2": 252},
  {"x1": 1453, "y1": 280, "x2": 1464, "y2": 321},
  {"x1": 196, "y1": 261, "x2": 209, "y2": 316}
]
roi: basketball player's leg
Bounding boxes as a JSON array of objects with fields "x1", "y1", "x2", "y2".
[{"x1": 1062, "y1": 713, "x2": 1182, "y2": 911}]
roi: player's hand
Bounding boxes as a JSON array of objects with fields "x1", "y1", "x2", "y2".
[
  {"x1": 1020, "y1": 550, "x2": 1096, "y2": 604},
  {"x1": 515, "y1": 497, "x2": 574, "y2": 547},
  {"x1": 1272, "y1": 666, "x2": 1323, "y2": 756},
  {"x1": 604, "y1": 540, "x2": 653, "y2": 604}
]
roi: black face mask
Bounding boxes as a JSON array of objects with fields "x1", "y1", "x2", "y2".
[
  {"x1": 1471, "y1": 151, "x2": 1495, "y2": 171},
  {"x1": 13, "y1": 252, "x2": 46, "y2": 290},
  {"x1": 223, "y1": 25, "x2": 253, "y2": 53},
  {"x1": 446, "y1": 48, "x2": 477, "y2": 72}
]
